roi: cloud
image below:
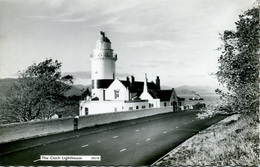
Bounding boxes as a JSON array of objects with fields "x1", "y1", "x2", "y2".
[
  {"x1": 63, "y1": 71, "x2": 91, "y2": 79},
  {"x1": 125, "y1": 40, "x2": 175, "y2": 50},
  {"x1": 63, "y1": 71, "x2": 132, "y2": 80},
  {"x1": 48, "y1": 0, "x2": 64, "y2": 8},
  {"x1": 116, "y1": 72, "x2": 133, "y2": 78},
  {"x1": 55, "y1": 18, "x2": 86, "y2": 22}
]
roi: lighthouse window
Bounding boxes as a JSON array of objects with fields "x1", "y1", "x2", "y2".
[{"x1": 114, "y1": 90, "x2": 120, "y2": 99}]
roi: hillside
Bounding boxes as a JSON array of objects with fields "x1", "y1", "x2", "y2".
[
  {"x1": 0, "y1": 78, "x2": 217, "y2": 97},
  {"x1": 174, "y1": 85, "x2": 217, "y2": 95},
  {"x1": 0, "y1": 78, "x2": 17, "y2": 96},
  {"x1": 0, "y1": 78, "x2": 90, "y2": 97},
  {"x1": 64, "y1": 84, "x2": 90, "y2": 96}
]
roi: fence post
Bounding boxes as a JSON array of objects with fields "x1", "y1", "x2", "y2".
[{"x1": 74, "y1": 116, "x2": 79, "y2": 130}]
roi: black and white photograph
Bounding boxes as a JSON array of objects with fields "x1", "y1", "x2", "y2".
[{"x1": 0, "y1": 0, "x2": 259, "y2": 166}]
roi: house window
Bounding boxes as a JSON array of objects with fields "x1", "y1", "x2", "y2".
[
  {"x1": 142, "y1": 106, "x2": 146, "y2": 109},
  {"x1": 136, "y1": 106, "x2": 139, "y2": 110},
  {"x1": 114, "y1": 90, "x2": 120, "y2": 99},
  {"x1": 114, "y1": 108, "x2": 117, "y2": 112},
  {"x1": 149, "y1": 103, "x2": 154, "y2": 108},
  {"x1": 164, "y1": 102, "x2": 167, "y2": 107},
  {"x1": 129, "y1": 107, "x2": 133, "y2": 110},
  {"x1": 85, "y1": 107, "x2": 89, "y2": 115}
]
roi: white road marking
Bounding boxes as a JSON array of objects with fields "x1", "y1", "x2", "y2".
[
  {"x1": 97, "y1": 141, "x2": 101, "y2": 143},
  {"x1": 113, "y1": 136, "x2": 118, "y2": 139},
  {"x1": 120, "y1": 148, "x2": 127, "y2": 152},
  {"x1": 81, "y1": 144, "x2": 89, "y2": 147},
  {"x1": 185, "y1": 123, "x2": 187, "y2": 124},
  {"x1": 136, "y1": 143, "x2": 140, "y2": 145},
  {"x1": 164, "y1": 131, "x2": 167, "y2": 134},
  {"x1": 176, "y1": 126, "x2": 178, "y2": 128},
  {"x1": 192, "y1": 120, "x2": 194, "y2": 121},
  {"x1": 142, "y1": 128, "x2": 145, "y2": 129},
  {"x1": 135, "y1": 129, "x2": 139, "y2": 132},
  {"x1": 146, "y1": 138, "x2": 151, "y2": 141},
  {"x1": 33, "y1": 159, "x2": 40, "y2": 163},
  {"x1": 171, "y1": 129, "x2": 174, "y2": 131}
]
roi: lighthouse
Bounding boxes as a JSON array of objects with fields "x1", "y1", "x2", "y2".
[
  {"x1": 90, "y1": 31, "x2": 117, "y2": 99},
  {"x1": 79, "y1": 32, "x2": 184, "y2": 115}
]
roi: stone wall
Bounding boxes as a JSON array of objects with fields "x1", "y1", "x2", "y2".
[
  {"x1": 0, "y1": 117, "x2": 74, "y2": 144},
  {"x1": 0, "y1": 107, "x2": 172, "y2": 144},
  {"x1": 78, "y1": 107, "x2": 172, "y2": 129}
]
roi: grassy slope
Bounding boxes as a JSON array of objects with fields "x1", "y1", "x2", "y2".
[{"x1": 154, "y1": 114, "x2": 259, "y2": 166}]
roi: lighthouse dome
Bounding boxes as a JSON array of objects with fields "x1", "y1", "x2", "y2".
[
  {"x1": 99, "y1": 36, "x2": 111, "y2": 43},
  {"x1": 96, "y1": 36, "x2": 111, "y2": 50}
]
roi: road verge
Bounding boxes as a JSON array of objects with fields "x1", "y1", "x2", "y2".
[{"x1": 152, "y1": 114, "x2": 259, "y2": 166}]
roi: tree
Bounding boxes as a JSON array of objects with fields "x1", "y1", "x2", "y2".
[
  {"x1": 1, "y1": 59, "x2": 74, "y2": 122},
  {"x1": 215, "y1": 6, "x2": 259, "y2": 120}
]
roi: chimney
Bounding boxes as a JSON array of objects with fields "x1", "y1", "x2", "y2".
[
  {"x1": 156, "y1": 76, "x2": 160, "y2": 90},
  {"x1": 126, "y1": 76, "x2": 130, "y2": 87},
  {"x1": 131, "y1": 76, "x2": 135, "y2": 83},
  {"x1": 129, "y1": 76, "x2": 135, "y2": 93}
]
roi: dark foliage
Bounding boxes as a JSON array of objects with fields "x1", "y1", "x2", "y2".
[
  {"x1": 1, "y1": 59, "x2": 77, "y2": 123},
  {"x1": 216, "y1": 7, "x2": 259, "y2": 120}
]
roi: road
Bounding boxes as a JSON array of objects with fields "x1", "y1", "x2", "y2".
[{"x1": 0, "y1": 110, "x2": 226, "y2": 166}]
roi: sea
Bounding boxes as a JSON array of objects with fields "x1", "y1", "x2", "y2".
[{"x1": 179, "y1": 95, "x2": 221, "y2": 107}]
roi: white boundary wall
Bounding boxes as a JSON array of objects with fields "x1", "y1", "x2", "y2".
[{"x1": 0, "y1": 107, "x2": 173, "y2": 144}]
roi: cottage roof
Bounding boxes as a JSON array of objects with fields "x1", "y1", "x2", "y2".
[
  {"x1": 149, "y1": 89, "x2": 173, "y2": 101},
  {"x1": 177, "y1": 96, "x2": 185, "y2": 101},
  {"x1": 96, "y1": 79, "x2": 158, "y2": 92},
  {"x1": 96, "y1": 79, "x2": 114, "y2": 88}
]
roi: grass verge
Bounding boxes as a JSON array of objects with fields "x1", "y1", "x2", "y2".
[{"x1": 153, "y1": 114, "x2": 259, "y2": 166}]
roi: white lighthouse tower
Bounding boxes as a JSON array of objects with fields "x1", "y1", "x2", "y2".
[{"x1": 90, "y1": 31, "x2": 117, "y2": 100}]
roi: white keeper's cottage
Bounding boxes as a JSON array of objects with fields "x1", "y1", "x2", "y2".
[{"x1": 79, "y1": 32, "x2": 184, "y2": 115}]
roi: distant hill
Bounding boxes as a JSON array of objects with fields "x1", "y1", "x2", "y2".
[
  {"x1": 0, "y1": 78, "x2": 218, "y2": 97},
  {"x1": 64, "y1": 84, "x2": 90, "y2": 96},
  {"x1": 0, "y1": 78, "x2": 17, "y2": 96},
  {"x1": 174, "y1": 85, "x2": 217, "y2": 95},
  {"x1": 0, "y1": 78, "x2": 90, "y2": 97}
]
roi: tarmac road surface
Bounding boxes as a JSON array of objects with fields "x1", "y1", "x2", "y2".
[{"x1": 0, "y1": 110, "x2": 226, "y2": 166}]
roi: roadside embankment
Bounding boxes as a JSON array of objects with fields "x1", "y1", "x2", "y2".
[
  {"x1": 153, "y1": 114, "x2": 259, "y2": 166},
  {"x1": 0, "y1": 107, "x2": 172, "y2": 144}
]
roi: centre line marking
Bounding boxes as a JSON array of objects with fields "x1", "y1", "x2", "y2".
[
  {"x1": 185, "y1": 123, "x2": 187, "y2": 124},
  {"x1": 81, "y1": 144, "x2": 89, "y2": 147},
  {"x1": 146, "y1": 138, "x2": 151, "y2": 141},
  {"x1": 97, "y1": 141, "x2": 101, "y2": 143},
  {"x1": 176, "y1": 126, "x2": 178, "y2": 128},
  {"x1": 164, "y1": 131, "x2": 167, "y2": 134},
  {"x1": 33, "y1": 159, "x2": 40, "y2": 163},
  {"x1": 120, "y1": 148, "x2": 127, "y2": 152},
  {"x1": 135, "y1": 129, "x2": 139, "y2": 132},
  {"x1": 136, "y1": 143, "x2": 140, "y2": 145},
  {"x1": 113, "y1": 136, "x2": 118, "y2": 138}
]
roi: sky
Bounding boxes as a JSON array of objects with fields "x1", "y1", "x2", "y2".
[{"x1": 0, "y1": 0, "x2": 257, "y2": 88}]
